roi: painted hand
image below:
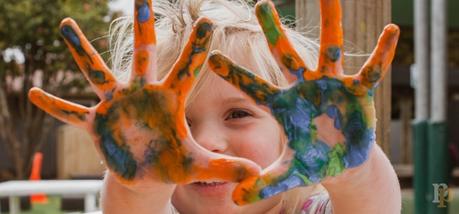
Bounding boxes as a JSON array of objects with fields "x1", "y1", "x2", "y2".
[
  {"x1": 208, "y1": 0, "x2": 400, "y2": 205},
  {"x1": 29, "y1": 0, "x2": 259, "y2": 186}
]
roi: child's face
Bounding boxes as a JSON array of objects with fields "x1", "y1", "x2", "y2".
[{"x1": 172, "y1": 72, "x2": 284, "y2": 213}]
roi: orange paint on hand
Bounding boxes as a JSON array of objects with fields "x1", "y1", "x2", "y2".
[
  {"x1": 59, "y1": 18, "x2": 117, "y2": 99},
  {"x1": 133, "y1": 0, "x2": 157, "y2": 82}
]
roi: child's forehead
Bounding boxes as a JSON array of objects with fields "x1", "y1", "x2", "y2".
[
  {"x1": 187, "y1": 72, "x2": 251, "y2": 107},
  {"x1": 200, "y1": 72, "x2": 247, "y2": 97}
]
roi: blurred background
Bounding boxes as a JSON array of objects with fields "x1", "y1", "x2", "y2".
[{"x1": 0, "y1": 0, "x2": 457, "y2": 213}]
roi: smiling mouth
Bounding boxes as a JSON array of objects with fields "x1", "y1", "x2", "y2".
[{"x1": 193, "y1": 181, "x2": 228, "y2": 187}]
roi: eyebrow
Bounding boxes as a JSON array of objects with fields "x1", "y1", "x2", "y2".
[{"x1": 221, "y1": 97, "x2": 253, "y2": 106}]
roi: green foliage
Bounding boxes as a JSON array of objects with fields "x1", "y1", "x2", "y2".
[{"x1": 0, "y1": 0, "x2": 111, "y2": 84}]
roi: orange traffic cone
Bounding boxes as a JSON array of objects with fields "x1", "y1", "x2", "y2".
[{"x1": 30, "y1": 152, "x2": 48, "y2": 204}]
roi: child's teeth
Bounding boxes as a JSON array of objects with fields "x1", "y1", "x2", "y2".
[{"x1": 197, "y1": 181, "x2": 224, "y2": 186}]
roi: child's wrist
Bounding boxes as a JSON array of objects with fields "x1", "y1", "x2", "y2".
[
  {"x1": 322, "y1": 143, "x2": 376, "y2": 188},
  {"x1": 321, "y1": 144, "x2": 401, "y2": 213},
  {"x1": 101, "y1": 171, "x2": 177, "y2": 214}
]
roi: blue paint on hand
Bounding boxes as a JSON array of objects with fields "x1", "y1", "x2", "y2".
[
  {"x1": 260, "y1": 172, "x2": 305, "y2": 199},
  {"x1": 137, "y1": 3, "x2": 150, "y2": 23},
  {"x1": 353, "y1": 79, "x2": 360, "y2": 85},
  {"x1": 105, "y1": 91, "x2": 113, "y2": 101},
  {"x1": 333, "y1": 116, "x2": 342, "y2": 130},
  {"x1": 100, "y1": 133, "x2": 138, "y2": 179},
  {"x1": 326, "y1": 105, "x2": 342, "y2": 129},
  {"x1": 290, "y1": 99, "x2": 315, "y2": 130},
  {"x1": 296, "y1": 141, "x2": 330, "y2": 182},
  {"x1": 60, "y1": 25, "x2": 84, "y2": 54},
  {"x1": 344, "y1": 128, "x2": 375, "y2": 168},
  {"x1": 293, "y1": 67, "x2": 305, "y2": 81},
  {"x1": 316, "y1": 79, "x2": 329, "y2": 91},
  {"x1": 95, "y1": 115, "x2": 138, "y2": 180},
  {"x1": 326, "y1": 105, "x2": 338, "y2": 118},
  {"x1": 326, "y1": 46, "x2": 341, "y2": 62}
]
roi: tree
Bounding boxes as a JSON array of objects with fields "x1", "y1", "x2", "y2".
[{"x1": 0, "y1": 0, "x2": 114, "y2": 179}]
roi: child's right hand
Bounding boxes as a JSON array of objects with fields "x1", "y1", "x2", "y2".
[{"x1": 28, "y1": 0, "x2": 259, "y2": 189}]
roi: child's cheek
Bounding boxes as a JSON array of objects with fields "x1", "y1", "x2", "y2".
[{"x1": 229, "y1": 123, "x2": 282, "y2": 169}]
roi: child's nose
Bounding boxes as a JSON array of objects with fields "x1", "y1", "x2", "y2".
[{"x1": 193, "y1": 124, "x2": 228, "y2": 154}]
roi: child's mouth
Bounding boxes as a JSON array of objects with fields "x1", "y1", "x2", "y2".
[
  {"x1": 193, "y1": 181, "x2": 227, "y2": 186},
  {"x1": 191, "y1": 181, "x2": 231, "y2": 196}
]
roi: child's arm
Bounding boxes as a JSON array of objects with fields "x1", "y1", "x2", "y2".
[
  {"x1": 101, "y1": 171, "x2": 176, "y2": 214},
  {"x1": 208, "y1": 0, "x2": 400, "y2": 206},
  {"x1": 322, "y1": 145, "x2": 401, "y2": 213}
]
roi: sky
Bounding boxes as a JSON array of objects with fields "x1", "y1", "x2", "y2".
[{"x1": 109, "y1": 0, "x2": 133, "y2": 15}]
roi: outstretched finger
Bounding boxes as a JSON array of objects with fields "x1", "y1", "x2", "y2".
[
  {"x1": 317, "y1": 0, "x2": 344, "y2": 76},
  {"x1": 163, "y1": 17, "x2": 213, "y2": 96},
  {"x1": 255, "y1": 0, "x2": 310, "y2": 83},
  {"x1": 208, "y1": 51, "x2": 280, "y2": 105},
  {"x1": 131, "y1": 0, "x2": 157, "y2": 85},
  {"x1": 29, "y1": 87, "x2": 91, "y2": 128},
  {"x1": 60, "y1": 18, "x2": 117, "y2": 100},
  {"x1": 357, "y1": 24, "x2": 400, "y2": 89}
]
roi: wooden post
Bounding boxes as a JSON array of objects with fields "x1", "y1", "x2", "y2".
[
  {"x1": 295, "y1": 0, "x2": 320, "y2": 37},
  {"x1": 428, "y1": 0, "x2": 449, "y2": 212},
  {"x1": 295, "y1": 0, "x2": 392, "y2": 155},
  {"x1": 413, "y1": 0, "x2": 430, "y2": 212},
  {"x1": 400, "y1": 98, "x2": 413, "y2": 164}
]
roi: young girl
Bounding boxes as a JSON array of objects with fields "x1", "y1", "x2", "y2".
[{"x1": 29, "y1": 0, "x2": 401, "y2": 213}]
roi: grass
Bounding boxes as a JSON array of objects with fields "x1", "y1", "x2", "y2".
[{"x1": 21, "y1": 197, "x2": 62, "y2": 214}]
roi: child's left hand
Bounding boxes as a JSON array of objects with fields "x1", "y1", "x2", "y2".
[{"x1": 208, "y1": 0, "x2": 399, "y2": 205}]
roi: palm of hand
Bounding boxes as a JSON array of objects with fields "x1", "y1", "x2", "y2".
[
  {"x1": 92, "y1": 86, "x2": 185, "y2": 181},
  {"x1": 270, "y1": 77, "x2": 376, "y2": 174},
  {"x1": 209, "y1": 0, "x2": 399, "y2": 204},
  {"x1": 29, "y1": 0, "x2": 259, "y2": 185}
]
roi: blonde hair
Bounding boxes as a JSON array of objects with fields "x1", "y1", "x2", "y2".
[
  {"x1": 108, "y1": 0, "x2": 318, "y2": 87},
  {"x1": 109, "y1": 0, "x2": 323, "y2": 212}
]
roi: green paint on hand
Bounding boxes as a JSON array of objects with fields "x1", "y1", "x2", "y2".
[
  {"x1": 326, "y1": 143, "x2": 346, "y2": 177},
  {"x1": 194, "y1": 67, "x2": 201, "y2": 77},
  {"x1": 257, "y1": 4, "x2": 281, "y2": 45},
  {"x1": 294, "y1": 171, "x2": 313, "y2": 186}
]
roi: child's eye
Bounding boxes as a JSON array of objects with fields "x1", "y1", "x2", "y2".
[
  {"x1": 226, "y1": 109, "x2": 252, "y2": 120},
  {"x1": 186, "y1": 117, "x2": 192, "y2": 127}
]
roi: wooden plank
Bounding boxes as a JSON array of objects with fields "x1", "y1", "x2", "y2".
[
  {"x1": 295, "y1": 0, "x2": 392, "y2": 155},
  {"x1": 295, "y1": 0, "x2": 320, "y2": 37},
  {"x1": 57, "y1": 125, "x2": 105, "y2": 179}
]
